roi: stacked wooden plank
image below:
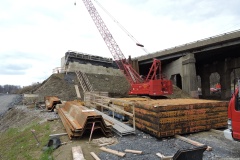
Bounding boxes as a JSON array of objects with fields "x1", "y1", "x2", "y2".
[
  {"x1": 58, "y1": 101, "x2": 112, "y2": 139},
  {"x1": 112, "y1": 98, "x2": 228, "y2": 138}
]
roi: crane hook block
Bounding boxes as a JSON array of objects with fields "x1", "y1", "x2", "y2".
[{"x1": 136, "y1": 43, "x2": 144, "y2": 47}]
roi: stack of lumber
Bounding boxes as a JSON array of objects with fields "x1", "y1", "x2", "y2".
[
  {"x1": 58, "y1": 101, "x2": 112, "y2": 139},
  {"x1": 112, "y1": 98, "x2": 228, "y2": 138}
]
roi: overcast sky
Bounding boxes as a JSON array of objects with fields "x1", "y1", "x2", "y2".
[{"x1": 1, "y1": 0, "x2": 240, "y2": 86}]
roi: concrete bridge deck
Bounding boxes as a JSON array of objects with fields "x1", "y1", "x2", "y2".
[
  {"x1": 137, "y1": 29, "x2": 240, "y2": 63},
  {"x1": 135, "y1": 29, "x2": 240, "y2": 100}
]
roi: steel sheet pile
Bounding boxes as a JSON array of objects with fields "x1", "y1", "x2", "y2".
[
  {"x1": 45, "y1": 96, "x2": 61, "y2": 111},
  {"x1": 58, "y1": 101, "x2": 112, "y2": 139},
  {"x1": 113, "y1": 98, "x2": 228, "y2": 138}
]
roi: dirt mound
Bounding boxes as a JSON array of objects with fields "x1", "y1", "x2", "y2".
[
  {"x1": 34, "y1": 72, "x2": 130, "y2": 102},
  {"x1": 34, "y1": 73, "x2": 78, "y2": 102},
  {"x1": 166, "y1": 85, "x2": 190, "y2": 99}
]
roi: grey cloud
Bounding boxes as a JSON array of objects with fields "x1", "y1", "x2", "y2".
[
  {"x1": 0, "y1": 51, "x2": 36, "y2": 75},
  {"x1": 0, "y1": 69, "x2": 25, "y2": 75},
  {"x1": 0, "y1": 2, "x2": 65, "y2": 28},
  {"x1": 0, "y1": 64, "x2": 32, "y2": 75},
  {"x1": 4, "y1": 64, "x2": 31, "y2": 71},
  {"x1": 0, "y1": 51, "x2": 45, "y2": 62},
  {"x1": 133, "y1": 0, "x2": 240, "y2": 23}
]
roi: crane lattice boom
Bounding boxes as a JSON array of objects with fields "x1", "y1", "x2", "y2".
[
  {"x1": 82, "y1": 1, "x2": 125, "y2": 69},
  {"x1": 82, "y1": 0, "x2": 143, "y2": 84},
  {"x1": 81, "y1": 0, "x2": 173, "y2": 96}
]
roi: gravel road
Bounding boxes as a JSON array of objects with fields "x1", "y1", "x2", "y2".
[{"x1": 0, "y1": 94, "x2": 21, "y2": 116}]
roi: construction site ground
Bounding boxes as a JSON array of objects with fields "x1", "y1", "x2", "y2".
[{"x1": 1, "y1": 94, "x2": 240, "y2": 160}]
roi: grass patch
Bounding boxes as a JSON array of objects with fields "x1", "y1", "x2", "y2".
[
  {"x1": 0, "y1": 121, "x2": 52, "y2": 160},
  {"x1": 40, "y1": 147, "x2": 54, "y2": 160}
]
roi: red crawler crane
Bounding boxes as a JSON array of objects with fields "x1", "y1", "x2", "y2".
[{"x1": 81, "y1": 0, "x2": 172, "y2": 96}]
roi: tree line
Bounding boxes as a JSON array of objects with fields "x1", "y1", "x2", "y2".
[{"x1": 0, "y1": 85, "x2": 21, "y2": 94}]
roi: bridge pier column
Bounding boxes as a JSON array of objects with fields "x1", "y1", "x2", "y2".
[
  {"x1": 201, "y1": 72, "x2": 211, "y2": 98},
  {"x1": 218, "y1": 60, "x2": 232, "y2": 100},
  {"x1": 182, "y1": 53, "x2": 198, "y2": 98}
]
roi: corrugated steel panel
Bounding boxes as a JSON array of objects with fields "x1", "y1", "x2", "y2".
[
  {"x1": 44, "y1": 96, "x2": 61, "y2": 110},
  {"x1": 58, "y1": 101, "x2": 112, "y2": 139}
]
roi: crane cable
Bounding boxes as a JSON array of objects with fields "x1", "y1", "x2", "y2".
[{"x1": 93, "y1": 0, "x2": 149, "y2": 54}]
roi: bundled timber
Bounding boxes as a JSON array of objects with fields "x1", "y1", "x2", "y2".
[
  {"x1": 112, "y1": 98, "x2": 228, "y2": 138},
  {"x1": 58, "y1": 101, "x2": 112, "y2": 139}
]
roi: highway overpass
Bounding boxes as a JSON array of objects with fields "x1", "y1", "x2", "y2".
[{"x1": 135, "y1": 29, "x2": 240, "y2": 99}]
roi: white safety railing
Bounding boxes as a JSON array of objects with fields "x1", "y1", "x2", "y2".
[{"x1": 52, "y1": 67, "x2": 66, "y2": 74}]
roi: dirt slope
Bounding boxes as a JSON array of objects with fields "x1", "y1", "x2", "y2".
[
  {"x1": 34, "y1": 73, "x2": 78, "y2": 102},
  {"x1": 34, "y1": 72, "x2": 130, "y2": 102},
  {"x1": 87, "y1": 73, "x2": 130, "y2": 97}
]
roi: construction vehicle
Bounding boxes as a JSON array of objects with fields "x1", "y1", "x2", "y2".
[
  {"x1": 81, "y1": 0, "x2": 172, "y2": 96},
  {"x1": 210, "y1": 83, "x2": 221, "y2": 94},
  {"x1": 224, "y1": 79, "x2": 240, "y2": 141}
]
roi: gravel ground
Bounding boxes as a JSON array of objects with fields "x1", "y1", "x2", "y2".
[
  {"x1": 0, "y1": 94, "x2": 22, "y2": 117},
  {"x1": 98, "y1": 128, "x2": 240, "y2": 160},
  {"x1": 0, "y1": 94, "x2": 59, "y2": 133}
]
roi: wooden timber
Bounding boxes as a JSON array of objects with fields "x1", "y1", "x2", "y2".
[
  {"x1": 156, "y1": 153, "x2": 173, "y2": 160},
  {"x1": 100, "y1": 147, "x2": 125, "y2": 157},
  {"x1": 90, "y1": 152, "x2": 101, "y2": 160},
  {"x1": 72, "y1": 146, "x2": 85, "y2": 160},
  {"x1": 175, "y1": 135, "x2": 212, "y2": 151},
  {"x1": 124, "y1": 149, "x2": 142, "y2": 154},
  {"x1": 112, "y1": 98, "x2": 228, "y2": 138}
]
